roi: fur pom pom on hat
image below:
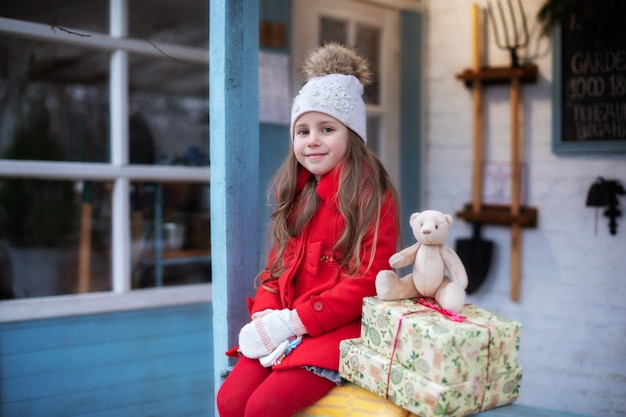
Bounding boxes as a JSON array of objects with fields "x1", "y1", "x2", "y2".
[{"x1": 291, "y1": 43, "x2": 372, "y2": 143}]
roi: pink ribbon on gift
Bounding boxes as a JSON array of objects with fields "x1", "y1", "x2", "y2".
[
  {"x1": 385, "y1": 298, "x2": 464, "y2": 399},
  {"x1": 414, "y1": 297, "x2": 467, "y2": 322},
  {"x1": 385, "y1": 298, "x2": 492, "y2": 412},
  {"x1": 385, "y1": 311, "x2": 412, "y2": 399}
]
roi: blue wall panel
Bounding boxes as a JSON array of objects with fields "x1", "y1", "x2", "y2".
[
  {"x1": 0, "y1": 303, "x2": 214, "y2": 417},
  {"x1": 400, "y1": 10, "x2": 423, "y2": 241}
]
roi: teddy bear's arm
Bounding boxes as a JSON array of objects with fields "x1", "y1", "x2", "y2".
[
  {"x1": 388, "y1": 243, "x2": 421, "y2": 269},
  {"x1": 440, "y1": 245, "x2": 469, "y2": 289}
]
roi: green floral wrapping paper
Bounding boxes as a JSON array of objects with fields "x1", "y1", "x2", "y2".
[
  {"x1": 339, "y1": 338, "x2": 522, "y2": 417},
  {"x1": 359, "y1": 297, "x2": 521, "y2": 386}
]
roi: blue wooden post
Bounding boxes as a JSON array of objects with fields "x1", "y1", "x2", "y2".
[
  {"x1": 399, "y1": 10, "x2": 423, "y2": 239},
  {"x1": 209, "y1": 0, "x2": 260, "y2": 410}
]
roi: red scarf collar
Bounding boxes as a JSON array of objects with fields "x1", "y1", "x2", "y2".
[{"x1": 295, "y1": 166, "x2": 342, "y2": 201}]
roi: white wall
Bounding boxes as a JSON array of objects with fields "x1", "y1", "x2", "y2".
[{"x1": 422, "y1": 1, "x2": 626, "y2": 415}]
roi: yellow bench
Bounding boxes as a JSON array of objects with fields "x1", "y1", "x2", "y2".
[
  {"x1": 295, "y1": 383, "x2": 594, "y2": 417},
  {"x1": 294, "y1": 383, "x2": 414, "y2": 417}
]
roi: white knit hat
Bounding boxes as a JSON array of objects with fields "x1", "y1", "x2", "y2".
[{"x1": 290, "y1": 43, "x2": 372, "y2": 143}]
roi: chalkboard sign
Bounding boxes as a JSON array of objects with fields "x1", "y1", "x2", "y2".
[{"x1": 553, "y1": 4, "x2": 626, "y2": 153}]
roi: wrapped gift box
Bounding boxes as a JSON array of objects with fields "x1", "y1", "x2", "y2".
[
  {"x1": 360, "y1": 297, "x2": 521, "y2": 386},
  {"x1": 339, "y1": 338, "x2": 522, "y2": 417}
]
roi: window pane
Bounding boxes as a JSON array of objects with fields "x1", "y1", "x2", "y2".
[
  {"x1": 366, "y1": 116, "x2": 380, "y2": 156},
  {"x1": 2, "y1": 1, "x2": 208, "y2": 48},
  {"x1": 319, "y1": 17, "x2": 347, "y2": 45},
  {"x1": 0, "y1": 179, "x2": 112, "y2": 299},
  {"x1": 0, "y1": 37, "x2": 111, "y2": 163},
  {"x1": 129, "y1": 0, "x2": 208, "y2": 49},
  {"x1": 1, "y1": 2, "x2": 109, "y2": 33},
  {"x1": 126, "y1": 0, "x2": 209, "y2": 166},
  {"x1": 130, "y1": 182, "x2": 211, "y2": 289},
  {"x1": 0, "y1": 179, "x2": 211, "y2": 299},
  {"x1": 355, "y1": 25, "x2": 381, "y2": 105},
  {"x1": 0, "y1": 37, "x2": 209, "y2": 166},
  {"x1": 128, "y1": 54, "x2": 209, "y2": 166}
]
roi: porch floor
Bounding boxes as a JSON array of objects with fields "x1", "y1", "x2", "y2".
[{"x1": 475, "y1": 404, "x2": 596, "y2": 417}]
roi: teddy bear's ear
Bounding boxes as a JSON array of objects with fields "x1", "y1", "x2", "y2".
[
  {"x1": 410, "y1": 212, "x2": 421, "y2": 226},
  {"x1": 445, "y1": 214, "x2": 453, "y2": 226}
]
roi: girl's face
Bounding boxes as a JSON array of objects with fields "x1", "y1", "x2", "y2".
[{"x1": 293, "y1": 112, "x2": 349, "y2": 180}]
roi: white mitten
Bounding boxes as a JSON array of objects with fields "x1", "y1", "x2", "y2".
[
  {"x1": 251, "y1": 309, "x2": 274, "y2": 320},
  {"x1": 259, "y1": 336, "x2": 303, "y2": 367},
  {"x1": 238, "y1": 309, "x2": 307, "y2": 359}
]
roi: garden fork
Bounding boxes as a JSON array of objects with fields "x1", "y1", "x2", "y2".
[
  {"x1": 487, "y1": 0, "x2": 529, "y2": 67},
  {"x1": 487, "y1": 0, "x2": 530, "y2": 301}
]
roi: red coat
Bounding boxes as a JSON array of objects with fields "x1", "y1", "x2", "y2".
[{"x1": 248, "y1": 166, "x2": 399, "y2": 371}]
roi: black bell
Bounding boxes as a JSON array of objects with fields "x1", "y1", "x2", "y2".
[
  {"x1": 586, "y1": 177, "x2": 625, "y2": 235},
  {"x1": 586, "y1": 180, "x2": 610, "y2": 207}
]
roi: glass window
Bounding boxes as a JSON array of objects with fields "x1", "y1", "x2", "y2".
[
  {"x1": 0, "y1": 178, "x2": 211, "y2": 300},
  {"x1": 355, "y1": 25, "x2": 381, "y2": 105},
  {"x1": 0, "y1": 1, "x2": 210, "y2": 307},
  {"x1": 127, "y1": 56, "x2": 209, "y2": 166},
  {"x1": 315, "y1": 16, "x2": 383, "y2": 152},
  {"x1": 128, "y1": 0, "x2": 208, "y2": 49},
  {"x1": 0, "y1": 39, "x2": 209, "y2": 166},
  {"x1": 319, "y1": 17, "x2": 347, "y2": 45},
  {"x1": 0, "y1": 38, "x2": 110, "y2": 163},
  {"x1": 0, "y1": 179, "x2": 111, "y2": 299},
  {"x1": 130, "y1": 181, "x2": 211, "y2": 290},
  {"x1": 1, "y1": 2, "x2": 109, "y2": 33},
  {"x1": 366, "y1": 116, "x2": 381, "y2": 155},
  {"x1": 317, "y1": 19, "x2": 381, "y2": 105}
]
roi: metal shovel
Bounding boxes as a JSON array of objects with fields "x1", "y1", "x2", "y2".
[{"x1": 455, "y1": 4, "x2": 494, "y2": 294}]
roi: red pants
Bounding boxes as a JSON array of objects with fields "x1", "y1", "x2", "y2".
[{"x1": 216, "y1": 356, "x2": 336, "y2": 417}]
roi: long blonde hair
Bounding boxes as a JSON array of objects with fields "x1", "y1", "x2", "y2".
[{"x1": 262, "y1": 130, "x2": 399, "y2": 286}]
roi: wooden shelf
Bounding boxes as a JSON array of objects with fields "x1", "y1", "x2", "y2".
[
  {"x1": 456, "y1": 64, "x2": 538, "y2": 87},
  {"x1": 455, "y1": 203, "x2": 538, "y2": 227},
  {"x1": 141, "y1": 249, "x2": 211, "y2": 266},
  {"x1": 149, "y1": 249, "x2": 210, "y2": 260}
]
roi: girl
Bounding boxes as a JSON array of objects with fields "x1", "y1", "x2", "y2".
[{"x1": 216, "y1": 43, "x2": 400, "y2": 417}]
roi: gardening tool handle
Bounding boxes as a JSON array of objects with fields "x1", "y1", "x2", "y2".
[
  {"x1": 511, "y1": 76, "x2": 521, "y2": 216},
  {"x1": 471, "y1": 4, "x2": 484, "y2": 214},
  {"x1": 510, "y1": 75, "x2": 521, "y2": 301},
  {"x1": 472, "y1": 82, "x2": 483, "y2": 213}
]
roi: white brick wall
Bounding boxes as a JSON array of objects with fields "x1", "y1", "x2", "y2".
[{"x1": 423, "y1": 1, "x2": 626, "y2": 415}]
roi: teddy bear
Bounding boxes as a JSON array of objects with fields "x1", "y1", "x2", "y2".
[{"x1": 375, "y1": 210, "x2": 468, "y2": 313}]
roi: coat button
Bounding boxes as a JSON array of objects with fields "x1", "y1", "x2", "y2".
[{"x1": 313, "y1": 301, "x2": 324, "y2": 311}]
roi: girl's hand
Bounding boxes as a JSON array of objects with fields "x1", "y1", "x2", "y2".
[
  {"x1": 251, "y1": 309, "x2": 274, "y2": 320},
  {"x1": 238, "y1": 309, "x2": 307, "y2": 359}
]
